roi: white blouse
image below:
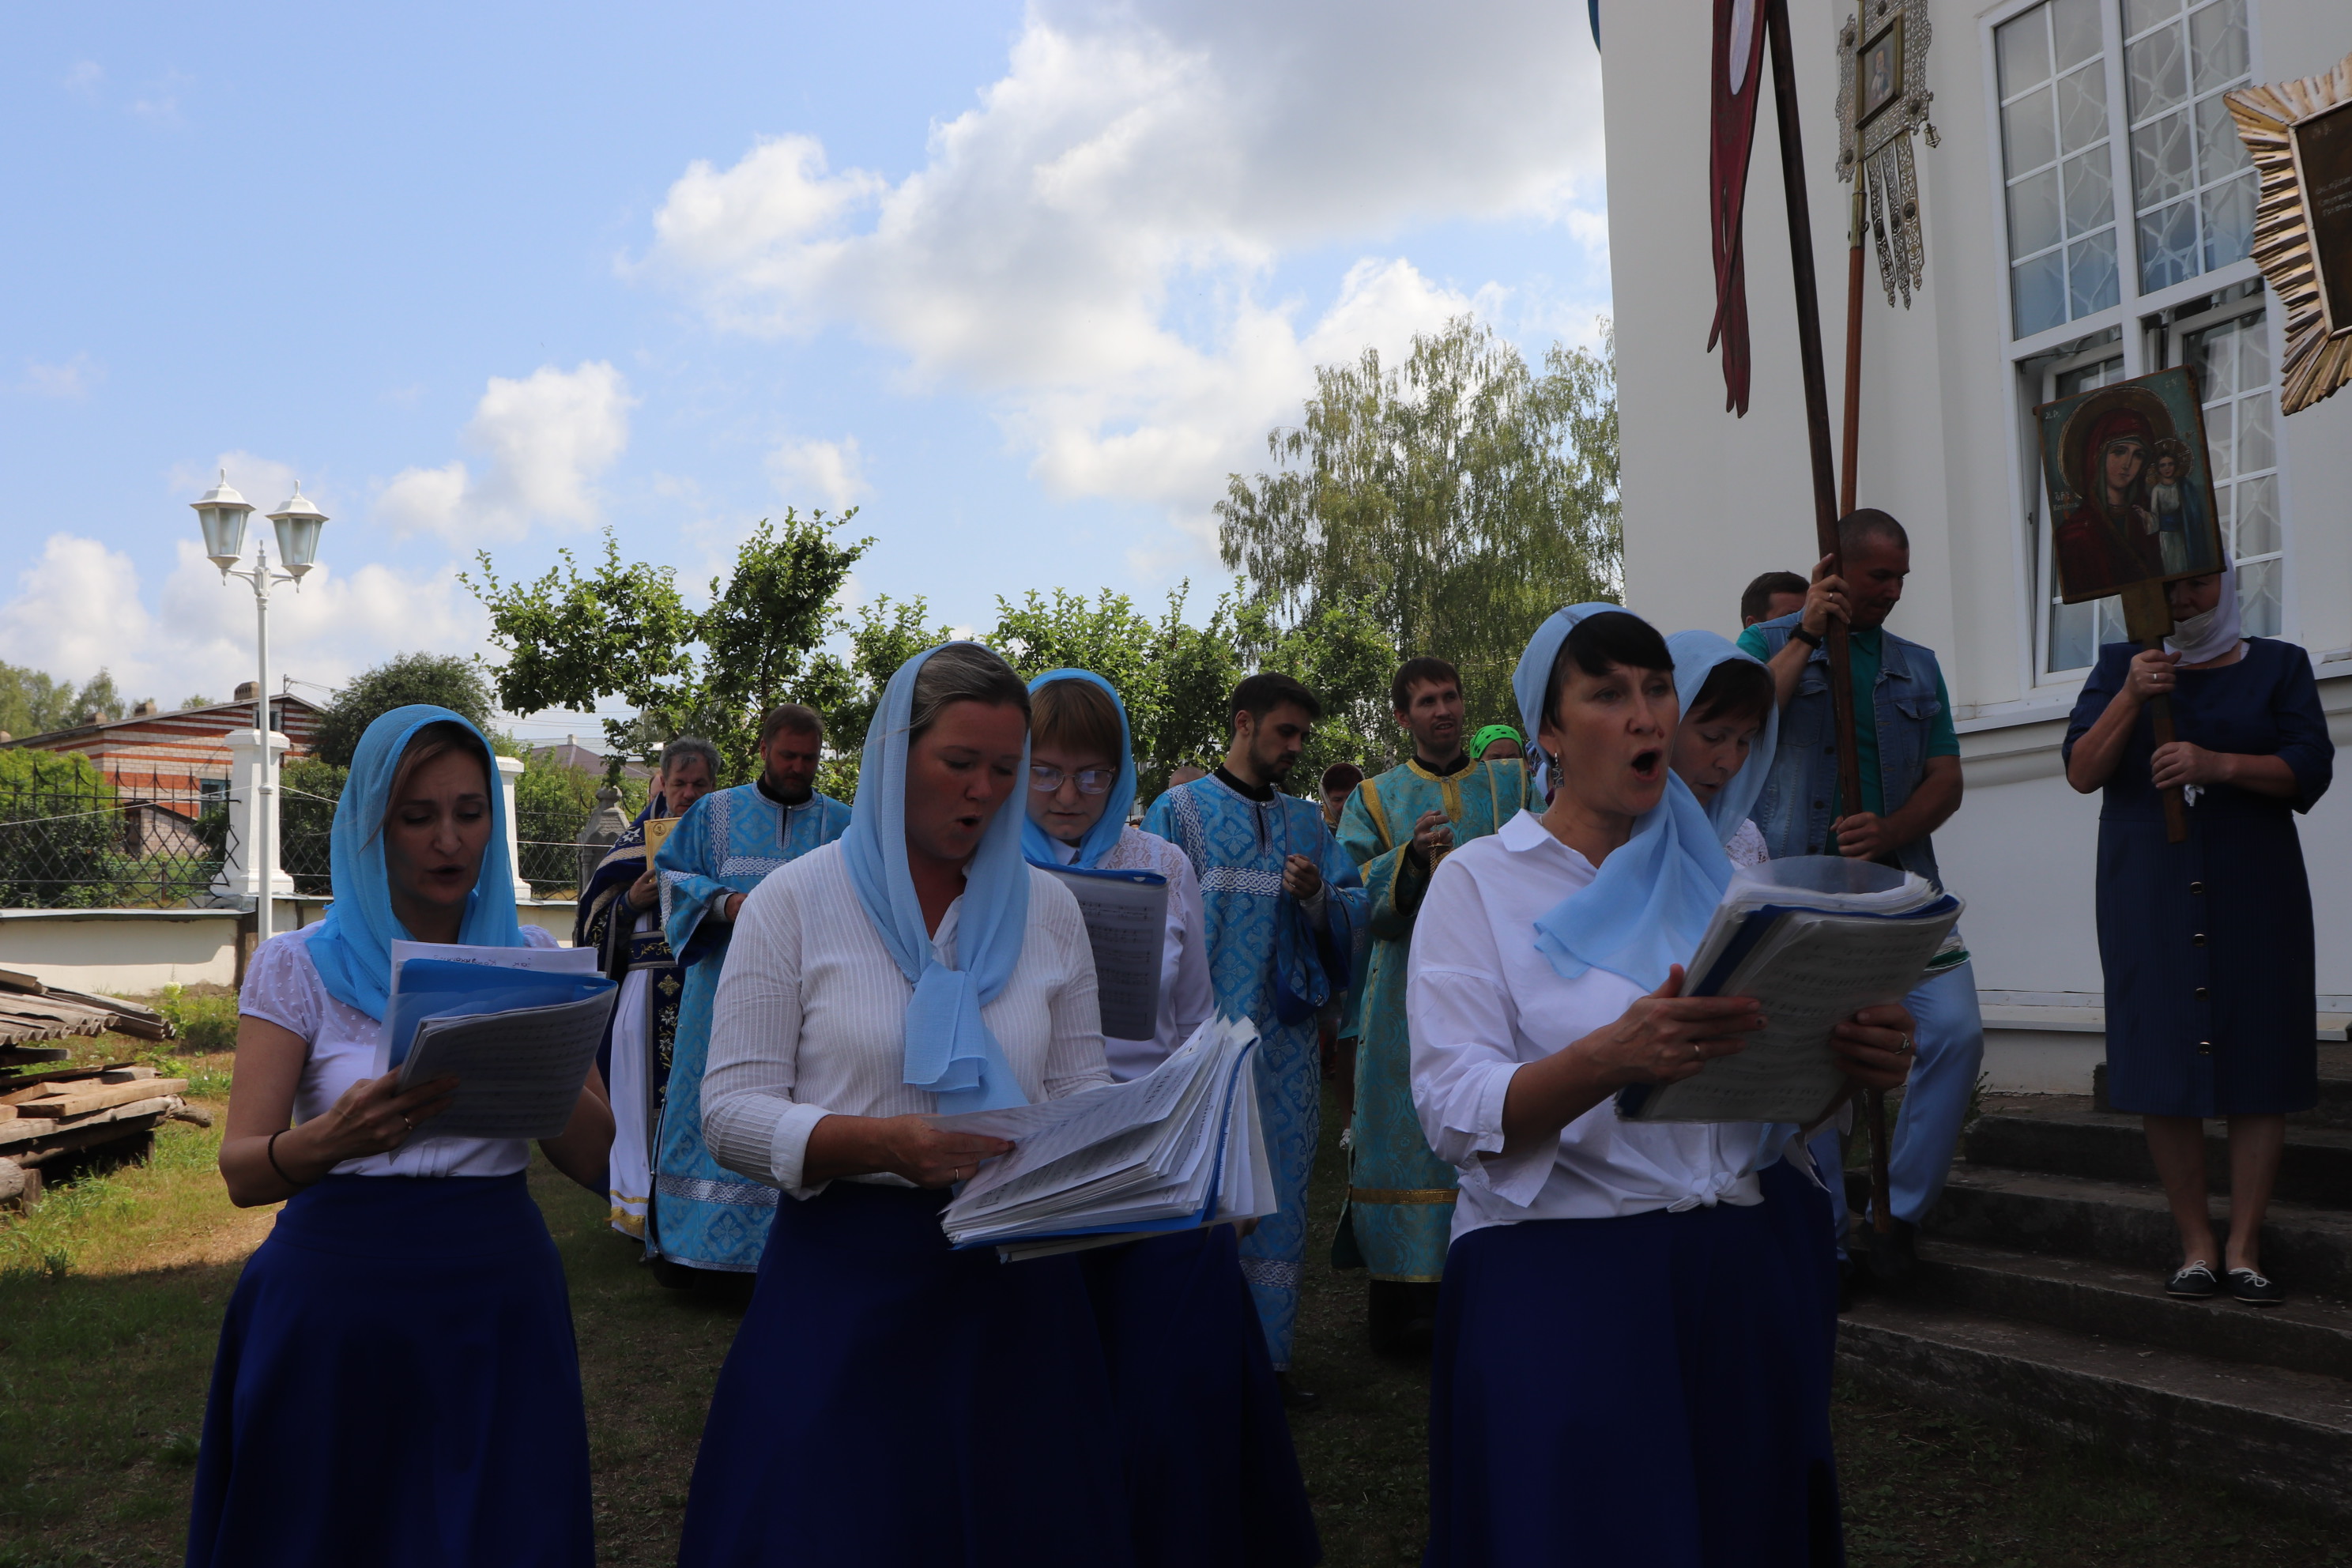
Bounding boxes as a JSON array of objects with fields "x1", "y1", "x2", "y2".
[
  {"x1": 700, "y1": 840, "x2": 1114, "y2": 1200},
  {"x1": 240, "y1": 925, "x2": 563, "y2": 1178},
  {"x1": 1041, "y1": 826, "x2": 1216, "y2": 1081},
  {"x1": 1407, "y1": 810, "x2": 1770, "y2": 1242}
]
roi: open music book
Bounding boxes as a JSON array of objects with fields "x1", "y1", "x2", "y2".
[
  {"x1": 1035, "y1": 862, "x2": 1168, "y2": 1042},
  {"x1": 931, "y1": 1015, "x2": 1274, "y2": 1261},
  {"x1": 1615, "y1": 856, "x2": 1963, "y2": 1127},
  {"x1": 379, "y1": 942, "x2": 616, "y2": 1140}
]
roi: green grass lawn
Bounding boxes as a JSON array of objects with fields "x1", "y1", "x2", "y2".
[{"x1": 4, "y1": 1051, "x2": 2348, "y2": 1566}]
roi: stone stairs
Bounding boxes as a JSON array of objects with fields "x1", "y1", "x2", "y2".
[{"x1": 1835, "y1": 1045, "x2": 2352, "y2": 1517}]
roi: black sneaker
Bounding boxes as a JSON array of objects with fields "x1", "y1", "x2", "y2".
[
  {"x1": 2226, "y1": 1267, "x2": 2285, "y2": 1306},
  {"x1": 2165, "y1": 1261, "x2": 2219, "y2": 1299}
]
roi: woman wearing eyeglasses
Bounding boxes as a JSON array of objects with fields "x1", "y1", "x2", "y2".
[{"x1": 1022, "y1": 670, "x2": 1320, "y2": 1568}]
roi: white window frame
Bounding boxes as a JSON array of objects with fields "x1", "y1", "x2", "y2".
[{"x1": 1978, "y1": 0, "x2": 2286, "y2": 691}]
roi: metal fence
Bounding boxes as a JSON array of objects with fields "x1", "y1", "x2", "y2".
[
  {"x1": 0, "y1": 771, "x2": 234, "y2": 910},
  {"x1": 279, "y1": 782, "x2": 590, "y2": 899}
]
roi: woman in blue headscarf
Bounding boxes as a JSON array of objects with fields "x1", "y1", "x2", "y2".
[
  {"x1": 192, "y1": 707, "x2": 612, "y2": 1568},
  {"x1": 1666, "y1": 628, "x2": 1781, "y2": 865},
  {"x1": 1021, "y1": 669, "x2": 1318, "y2": 1568},
  {"x1": 681, "y1": 643, "x2": 1136, "y2": 1567},
  {"x1": 1406, "y1": 608, "x2": 1916, "y2": 1566}
]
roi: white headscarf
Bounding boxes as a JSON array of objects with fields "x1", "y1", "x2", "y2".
[{"x1": 2163, "y1": 557, "x2": 2243, "y2": 665}]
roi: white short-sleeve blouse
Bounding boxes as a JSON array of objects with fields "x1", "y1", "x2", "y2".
[{"x1": 239, "y1": 925, "x2": 561, "y2": 1178}]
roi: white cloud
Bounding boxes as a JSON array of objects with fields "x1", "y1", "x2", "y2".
[
  {"x1": 0, "y1": 532, "x2": 489, "y2": 707},
  {"x1": 20, "y1": 353, "x2": 104, "y2": 400},
  {"x1": 767, "y1": 436, "x2": 867, "y2": 511},
  {"x1": 634, "y1": 0, "x2": 1607, "y2": 541},
  {"x1": 376, "y1": 361, "x2": 636, "y2": 543},
  {"x1": 61, "y1": 62, "x2": 103, "y2": 101}
]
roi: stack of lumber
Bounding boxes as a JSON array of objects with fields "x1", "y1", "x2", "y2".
[
  {"x1": 0, "y1": 1064, "x2": 193, "y2": 1204},
  {"x1": 0, "y1": 965, "x2": 172, "y2": 1065}
]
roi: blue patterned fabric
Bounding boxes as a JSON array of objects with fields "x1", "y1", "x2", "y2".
[
  {"x1": 305, "y1": 705, "x2": 525, "y2": 1020},
  {"x1": 840, "y1": 643, "x2": 1034, "y2": 1114},
  {"x1": 1142, "y1": 775, "x2": 1365, "y2": 1369},
  {"x1": 650, "y1": 782, "x2": 851, "y2": 1272}
]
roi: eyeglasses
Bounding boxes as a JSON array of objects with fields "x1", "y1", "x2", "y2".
[{"x1": 1029, "y1": 764, "x2": 1117, "y2": 796}]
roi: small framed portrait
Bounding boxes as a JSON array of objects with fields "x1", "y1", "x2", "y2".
[
  {"x1": 1858, "y1": 15, "x2": 1905, "y2": 126},
  {"x1": 2034, "y1": 366, "x2": 2226, "y2": 605}
]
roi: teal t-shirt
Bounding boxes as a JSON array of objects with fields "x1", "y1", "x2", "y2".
[{"x1": 1734, "y1": 624, "x2": 1958, "y2": 819}]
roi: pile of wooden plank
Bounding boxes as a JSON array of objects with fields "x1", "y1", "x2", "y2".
[
  {"x1": 0, "y1": 964, "x2": 172, "y2": 1070},
  {"x1": 0, "y1": 1063, "x2": 196, "y2": 1206}
]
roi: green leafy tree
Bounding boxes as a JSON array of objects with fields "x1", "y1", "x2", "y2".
[
  {"x1": 1216, "y1": 315, "x2": 1621, "y2": 728},
  {"x1": 816, "y1": 595, "x2": 956, "y2": 801},
  {"x1": 312, "y1": 653, "x2": 497, "y2": 767},
  {"x1": 0, "y1": 750, "x2": 120, "y2": 906},
  {"x1": 467, "y1": 511, "x2": 868, "y2": 786},
  {"x1": 0, "y1": 664, "x2": 130, "y2": 737},
  {"x1": 1236, "y1": 595, "x2": 1401, "y2": 788}
]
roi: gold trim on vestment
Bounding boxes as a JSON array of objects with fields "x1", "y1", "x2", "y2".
[
  {"x1": 1355, "y1": 776, "x2": 1394, "y2": 850},
  {"x1": 1348, "y1": 1186, "x2": 1459, "y2": 1204}
]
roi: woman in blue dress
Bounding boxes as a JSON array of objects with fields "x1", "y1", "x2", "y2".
[
  {"x1": 2064, "y1": 565, "x2": 2332, "y2": 1306},
  {"x1": 191, "y1": 707, "x2": 614, "y2": 1566}
]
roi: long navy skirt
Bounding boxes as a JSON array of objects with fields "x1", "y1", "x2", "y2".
[
  {"x1": 184, "y1": 1173, "x2": 593, "y2": 1568},
  {"x1": 1080, "y1": 1226, "x2": 1321, "y2": 1567},
  {"x1": 1426, "y1": 1159, "x2": 1842, "y2": 1568},
  {"x1": 678, "y1": 1182, "x2": 1136, "y2": 1568}
]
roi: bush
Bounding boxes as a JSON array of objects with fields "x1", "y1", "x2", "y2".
[
  {"x1": 154, "y1": 986, "x2": 239, "y2": 1054},
  {"x1": 311, "y1": 654, "x2": 496, "y2": 768}
]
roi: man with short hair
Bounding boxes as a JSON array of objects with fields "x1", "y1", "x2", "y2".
[
  {"x1": 1741, "y1": 569, "x2": 1811, "y2": 628},
  {"x1": 1144, "y1": 673, "x2": 1365, "y2": 1395},
  {"x1": 1740, "y1": 511, "x2": 1982, "y2": 1282},
  {"x1": 1332, "y1": 655, "x2": 1531, "y2": 1348},
  {"x1": 650, "y1": 705, "x2": 852, "y2": 1280}
]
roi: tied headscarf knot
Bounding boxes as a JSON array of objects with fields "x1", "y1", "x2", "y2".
[
  {"x1": 303, "y1": 706, "x2": 526, "y2": 1020},
  {"x1": 1510, "y1": 605, "x2": 1733, "y2": 990},
  {"x1": 839, "y1": 643, "x2": 1034, "y2": 1114}
]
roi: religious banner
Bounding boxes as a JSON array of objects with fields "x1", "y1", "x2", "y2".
[
  {"x1": 1834, "y1": 0, "x2": 1938, "y2": 308},
  {"x1": 2035, "y1": 368, "x2": 2226, "y2": 606},
  {"x1": 1706, "y1": 0, "x2": 1773, "y2": 415},
  {"x1": 2227, "y1": 51, "x2": 2352, "y2": 414}
]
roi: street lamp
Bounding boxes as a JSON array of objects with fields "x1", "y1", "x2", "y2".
[{"x1": 192, "y1": 471, "x2": 328, "y2": 945}]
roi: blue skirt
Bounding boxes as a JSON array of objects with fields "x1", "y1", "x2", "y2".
[
  {"x1": 184, "y1": 1174, "x2": 593, "y2": 1568},
  {"x1": 1080, "y1": 1226, "x2": 1321, "y2": 1567},
  {"x1": 678, "y1": 1182, "x2": 1136, "y2": 1568},
  {"x1": 1425, "y1": 1159, "x2": 1841, "y2": 1568}
]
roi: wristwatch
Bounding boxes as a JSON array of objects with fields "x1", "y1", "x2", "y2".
[{"x1": 1792, "y1": 625, "x2": 1824, "y2": 650}]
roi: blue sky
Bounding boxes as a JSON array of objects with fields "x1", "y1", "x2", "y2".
[{"x1": 2, "y1": 2, "x2": 1608, "y2": 744}]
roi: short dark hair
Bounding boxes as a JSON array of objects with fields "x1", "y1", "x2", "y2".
[
  {"x1": 1740, "y1": 571, "x2": 1809, "y2": 625},
  {"x1": 658, "y1": 735, "x2": 720, "y2": 782},
  {"x1": 1320, "y1": 762, "x2": 1364, "y2": 793},
  {"x1": 1389, "y1": 656, "x2": 1461, "y2": 714},
  {"x1": 1838, "y1": 508, "x2": 1909, "y2": 557},
  {"x1": 758, "y1": 704, "x2": 824, "y2": 748},
  {"x1": 1230, "y1": 671, "x2": 1321, "y2": 728},
  {"x1": 1031, "y1": 677, "x2": 1125, "y2": 762},
  {"x1": 1541, "y1": 610, "x2": 1672, "y2": 734},
  {"x1": 1687, "y1": 658, "x2": 1775, "y2": 732}
]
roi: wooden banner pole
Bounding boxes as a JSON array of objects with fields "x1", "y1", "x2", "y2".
[
  {"x1": 1767, "y1": 0, "x2": 1890, "y2": 1238},
  {"x1": 2121, "y1": 582, "x2": 2190, "y2": 842}
]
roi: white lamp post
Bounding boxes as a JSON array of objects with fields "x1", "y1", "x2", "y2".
[{"x1": 193, "y1": 471, "x2": 327, "y2": 945}]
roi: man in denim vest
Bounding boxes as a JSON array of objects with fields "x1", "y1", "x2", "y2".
[{"x1": 1738, "y1": 509, "x2": 1983, "y2": 1283}]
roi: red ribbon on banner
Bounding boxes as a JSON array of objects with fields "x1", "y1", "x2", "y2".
[{"x1": 1707, "y1": 0, "x2": 1773, "y2": 416}]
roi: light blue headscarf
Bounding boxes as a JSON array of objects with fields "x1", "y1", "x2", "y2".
[
  {"x1": 1020, "y1": 669, "x2": 1136, "y2": 871},
  {"x1": 304, "y1": 705, "x2": 526, "y2": 1020},
  {"x1": 1665, "y1": 628, "x2": 1781, "y2": 846},
  {"x1": 840, "y1": 643, "x2": 1034, "y2": 1114},
  {"x1": 1511, "y1": 605, "x2": 1733, "y2": 991}
]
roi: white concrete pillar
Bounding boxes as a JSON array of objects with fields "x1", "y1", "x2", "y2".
[
  {"x1": 210, "y1": 730, "x2": 294, "y2": 909},
  {"x1": 493, "y1": 754, "x2": 533, "y2": 903}
]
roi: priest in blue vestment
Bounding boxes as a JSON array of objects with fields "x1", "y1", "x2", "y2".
[
  {"x1": 1143, "y1": 672, "x2": 1365, "y2": 1392},
  {"x1": 651, "y1": 706, "x2": 851, "y2": 1277}
]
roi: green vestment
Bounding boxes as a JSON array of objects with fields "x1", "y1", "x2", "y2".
[{"x1": 1335, "y1": 755, "x2": 1531, "y2": 1281}]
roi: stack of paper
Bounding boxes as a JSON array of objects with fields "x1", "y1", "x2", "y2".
[
  {"x1": 933, "y1": 1016, "x2": 1274, "y2": 1260},
  {"x1": 1615, "y1": 856, "x2": 1964, "y2": 1127},
  {"x1": 378, "y1": 941, "x2": 616, "y2": 1140}
]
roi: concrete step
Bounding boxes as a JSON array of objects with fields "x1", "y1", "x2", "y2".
[
  {"x1": 1965, "y1": 1099, "x2": 2352, "y2": 1208},
  {"x1": 1838, "y1": 1296, "x2": 2352, "y2": 1517},
  {"x1": 1924, "y1": 1163, "x2": 2352, "y2": 1294},
  {"x1": 2093, "y1": 1044, "x2": 2352, "y2": 1129},
  {"x1": 1910, "y1": 1234, "x2": 2352, "y2": 1380}
]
